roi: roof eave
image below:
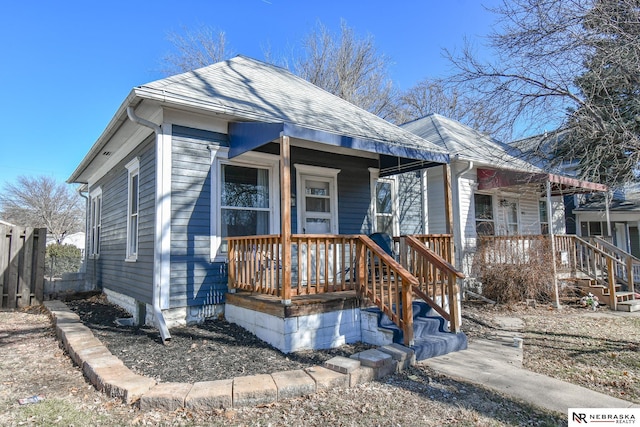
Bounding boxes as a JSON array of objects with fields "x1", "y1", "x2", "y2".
[{"x1": 67, "y1": 90, "x2": 141, "y2": 184}]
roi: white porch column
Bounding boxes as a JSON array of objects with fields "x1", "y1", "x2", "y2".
[{"x1": 547, "y1": 180, "x2": 561, "y2": 309}]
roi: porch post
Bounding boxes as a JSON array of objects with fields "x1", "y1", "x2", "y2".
[
  {"x1": 443, "y1": 164, "x2": 454, "y2": 236},
  {"x1": 605, "y1": 191, "x2": 612, "y2": 238},
  {"x1": 442, "y1": 164, "x2": 456, "y2": 266},
  {"x1": 280, "y1": 134, "x2": 292, "y2": 304},
  {"x1": 546, "y1": 180, "x2": 561, "y2": 309}
]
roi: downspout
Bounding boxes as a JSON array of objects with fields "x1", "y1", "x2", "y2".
[
  {"x1": 77, "y1": 187, "x2": 89, "y2": 274},
  {"x1": 453, "y1": 156, "x2": 473, "y2": 270},
  {"x1": 126, "y1": 106, "x2": 171, "y2": 343}
]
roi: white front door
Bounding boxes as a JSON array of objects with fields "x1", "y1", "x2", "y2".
[
  {"x1": 300, "y1": 175, "x2": 334, "y2": 234},
  {"x1": 296, "y1": 164, "x2": 340, "y2": 234}
]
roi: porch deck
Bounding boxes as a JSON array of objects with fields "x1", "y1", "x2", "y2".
[
  {"x1": 226, "y1": 290, "x2": 362, "y2": 319},
  {"x1": 227, "y1": 233, "x2": 464, "y2": 349}
]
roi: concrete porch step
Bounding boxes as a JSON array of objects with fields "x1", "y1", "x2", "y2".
[{"x1": 617, "y1": 299, "x2": 640, "y2": 312}]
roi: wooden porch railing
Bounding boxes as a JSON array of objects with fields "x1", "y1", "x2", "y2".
[
  {"x1": 399, "y1": 235, "x2": 464, "y2": 333},
  {"x1": 357, "y1": 235, "x2": 419, "y2": 345},
  {"x1": 227, "y1": 234, "x2": 360, "y2": 297},
  {"x1": 227, "y1": 235, "x2": 283, "y2": 296},
  {"x1": 228, "y1": 233, "x2": 463, "y2": 345}
]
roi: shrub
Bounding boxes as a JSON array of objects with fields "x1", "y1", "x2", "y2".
[
  {"x1": 45, "y1": 244, "x2": 82, "y2": 278},
  {"x1": 472, "y1": 236, "x2": 555, "y2": 304}
]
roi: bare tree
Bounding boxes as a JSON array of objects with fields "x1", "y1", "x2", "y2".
[
  {"x1": 395, "y1": 78, "x2": 510, "y2": 139},
  {"x1": 293, "y1": 20, "x2": 398, "y2": 120},
  {"x1": 0, "y1": 176, "x2": 84, "y2": 244},
  {"x1": 446, "y1": 0, "x2": 640, "y2": 186},
  {"x1": 161, "y1": 25, "x2": 233, "y2": 75}
]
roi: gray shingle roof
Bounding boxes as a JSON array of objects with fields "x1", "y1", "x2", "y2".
[
  {"x1": 401, "y1": 114, "x2": 540, "y2": 172},
  {"x1": 139, "y1": 55, "x2": 448, "y2": 160}
]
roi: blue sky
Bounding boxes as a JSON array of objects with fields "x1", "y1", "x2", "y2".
[{"x1": 0, "y1": 0, "x2": 501, "y2": 190}]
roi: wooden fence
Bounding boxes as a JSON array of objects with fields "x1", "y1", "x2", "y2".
[{"x1": 1, "y1": 225, "x2": 47, "y2": 308}]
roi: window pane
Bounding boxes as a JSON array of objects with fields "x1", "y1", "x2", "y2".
[
  {"x1": 305, "y1": 218, "x2": 331, "y2": 234},
  {"x1": 474, "y1": 194, "x2": 493, "y2": 220},
  {"x1": 376, "y1": 182, "x2": 392, "y2": 214},
  {"x1": 305, "y1": 197, "x2": 330, "y2": 213},
  {"x1": 376, "y1": 216, "x2": 394, "y2": 236},
  {"x1": 221, "y1": 165, "x2": 269, "y2": 208},
  {"x1": 305, "y1": 180, "x2": 329, "y2": 196},
  {"x1": 476, "y1": 221, "x2": 495, "y2": 236},
  {"x1": 129, "y1": 216, "x2": 138, "y2": 255},
  {"x1": 221, "y1": 209, "x2": 269, "y2": 237},
  {"x1": 538, "y1": 201, "x2": 548, "y2": 223},
  {"x1": 131, "y1": 174, "x2": 139, "y2": 214}
]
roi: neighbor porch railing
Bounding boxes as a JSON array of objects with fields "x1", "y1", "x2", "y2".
[
  {"x1": 227, "y1": 233, "x2": 463, "y2": 345},
  {"x1": 587, "y1": 236, "x2": 640, "y2": 287},
  {"x1": 477, "y1": 234, "x2": 637, "y2": 310}
]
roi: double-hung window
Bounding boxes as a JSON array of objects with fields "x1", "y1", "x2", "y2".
[
  {"x1": 89, "y1": 187, "x2": 102, "y2": 257},
  {"x1": 474, "y1": 193, "x2": 495, "y2": 236},
  {"x1": 126, "y1": 158, "x2": 140, "y2": 261},
  {"x1": 211, "y1": 149, "x2": 280, "y2": 260}
]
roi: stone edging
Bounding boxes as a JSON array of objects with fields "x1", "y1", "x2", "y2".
[{"x1": 43, "y1": 300, "x2": 416, "y2": 411}]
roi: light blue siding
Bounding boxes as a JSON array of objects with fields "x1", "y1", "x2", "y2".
[
  {"x1": 170, "y1": 125, "x2": 229, "y2": 309},
  {"x1": 86, "y1": 136, "x2": 155, "y2": 304}
]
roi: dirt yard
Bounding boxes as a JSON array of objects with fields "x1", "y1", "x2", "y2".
[{"x1": 1, "y1": 296, "x2": 637, "y2": 426}]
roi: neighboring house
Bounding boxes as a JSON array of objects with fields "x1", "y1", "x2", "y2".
[
  {"x1": 67, "y1": 56, "x2": 463, "y2": 353},
  {"x1": 573, "y1": 184, "x2": 640, "y2": 258},
  {"x1": 512, "y1": 130, "x2": 639, "y2": 257},
  {"x1": 401, "y1": 114, "x2": 607, "y2": 277}
]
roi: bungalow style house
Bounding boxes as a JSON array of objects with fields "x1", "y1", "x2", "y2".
[
  {"x1": 68, "y1": 56, "x2": 467, "y2": 356},
  {"x1": 401, "y1": 115, "x2": 604, "y2": 272},
  {"x1": 403, "y1": 116, "x2": 639, "y2": 311}
]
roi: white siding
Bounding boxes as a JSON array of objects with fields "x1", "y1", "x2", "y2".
[{"x1": 426, "y1": 167, "x2": 446, "y2": 233}]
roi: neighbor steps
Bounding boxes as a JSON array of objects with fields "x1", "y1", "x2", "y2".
[{"x1": 572, "y1": 278, "x2": 640, "y2": 312}]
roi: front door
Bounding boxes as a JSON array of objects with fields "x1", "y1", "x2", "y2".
[{"x1": 300, "y1": 175, "x2": 336, "y2": 234}]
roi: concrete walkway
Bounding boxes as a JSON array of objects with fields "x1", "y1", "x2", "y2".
[{"x1": 423, "y1": 315, "x2": 639, "y2": 414}]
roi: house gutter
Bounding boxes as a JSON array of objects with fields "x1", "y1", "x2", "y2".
[
  {"x1": 126, "y1": 106, "x2": 171, "y2": 344},
  {"x1": 453, "y1": 156, "x2": 473, "y2": 269}
]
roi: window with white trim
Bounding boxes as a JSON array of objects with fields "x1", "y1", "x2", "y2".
[
  {"x1": 474, "y1": 193, "x2": 495, "y2": 235},
  {"x1": 126, "y1": 158, "x2": 140, "y2": 261},
  {"x1": 89, "y1": 187, "x2": 102, "y2": 257},
  {"x1": 539, "y1": 200, "x2": 549, "y2": 235},
  {"x1": 211, "y1": 149, "x2": 280, "y2": 260}
]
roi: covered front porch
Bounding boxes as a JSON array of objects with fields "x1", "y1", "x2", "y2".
[
  {"x1": 215, "y1": 115, "x2": 466, "y2": 354},
  {"x1": 226, "y1": 233, "x2": 464, "y2": 353}
]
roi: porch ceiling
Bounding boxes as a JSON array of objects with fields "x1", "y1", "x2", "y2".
[
  {"x1": 228, "y1": 121, "x2": 448, "y2": 175},
  {"x1": 477, "y1": 168, "x2": 608, "y2": 196}
]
